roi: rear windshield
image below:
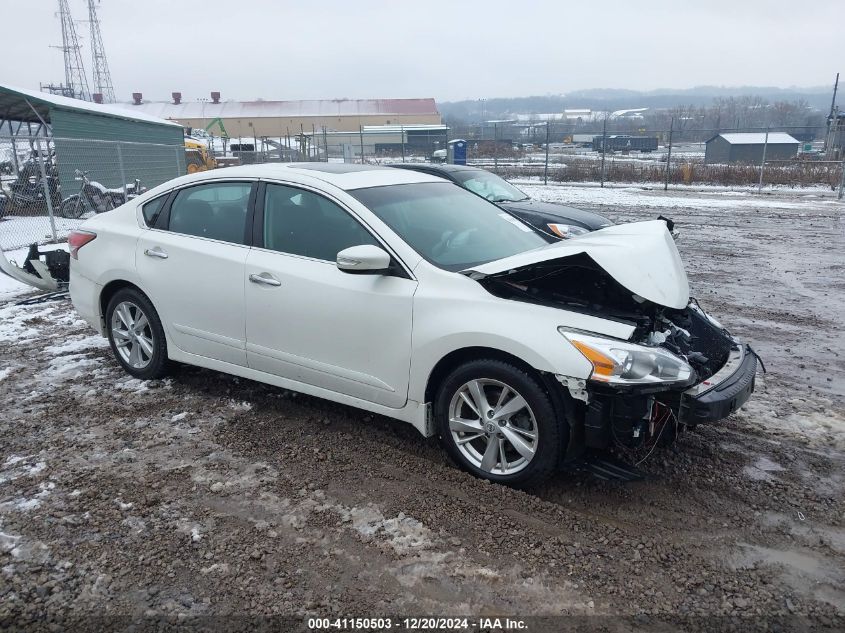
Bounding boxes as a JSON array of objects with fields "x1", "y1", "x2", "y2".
[{"x1": 351, "y1": 182, "x2": 546, "y2": 271}]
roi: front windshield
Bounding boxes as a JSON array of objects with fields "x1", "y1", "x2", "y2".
[
  {"x1": 351, "y1": 182, "x2": 547, "y2": 271},
  {"x1": 452, "y1": 170, "x2": 529, "y2": 203}
]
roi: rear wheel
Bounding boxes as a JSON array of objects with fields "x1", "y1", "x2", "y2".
[
  {"x1": 60, "y1": 195, "x2": 85, "y2": 219},
  {"x1": 105, "y1": 288, "x2": 169, "y2": 380},
  {"x1": 435, "y1": 359, "x2": 561, "y2": 487}
]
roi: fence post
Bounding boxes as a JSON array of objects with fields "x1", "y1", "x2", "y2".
[
  {"x1": 400, "y1": 125, "x2": 405, "y2": 163},
  {"x1": 600, "y1": 116, "x2": 608, "y2": 188},
  {"x1": 323, "y1": 127, "x2": 329, "y2": 162},
  {"x1": 544, "y1": 121, "x2": 550, "y2": 185},
  {"x1": 664, "y1": 117, "x2": 674, "y2": 191},
  {"x1": 757, "y1": 127, "x2": 770, "y2": 194},
  {"x1": 34, "y1": 137, "x2": 58, "y2": 243},
  {"x1": 9, "y1": 131, "x2": 20, "y2": 175},
  {"x1": 838, "y1": 158, "x2": 845, "y2": 200},
  {"x1": 116, "y1": 141, "x2": 127, "y2": 197},
  {"x1": 493, "y1": 122, "x2": 498, "y2": 173},
  {"x1": 359, "y1": 125, "x2": 365, "y2": 164}
]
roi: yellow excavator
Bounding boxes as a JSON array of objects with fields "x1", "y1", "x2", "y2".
[{"x1": 184, "y1": 137, "x2": 217, "y2": 174}]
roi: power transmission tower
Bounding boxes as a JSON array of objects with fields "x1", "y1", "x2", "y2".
[
  {"x1": 55, "y1": 0, "x2": 91, "y2": 101},
  {"x1": 87, "y1": 0, "x2": 115, "y2": 103}
]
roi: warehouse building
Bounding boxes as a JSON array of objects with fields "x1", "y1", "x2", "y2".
[
  {"x1": 704, "y1": 132, "x2": 799, "y2": 164},
  {"x1": 131, "y1": 93, "x2": 442, "y2": 138},
  {"x1": 0, "y1": 83, "x2": 185, "y2": 191}
]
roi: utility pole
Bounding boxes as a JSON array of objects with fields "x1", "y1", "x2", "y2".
[
  {"x1": 600, "y1": 115, "x2": 608, "y2": 188},
  {"x1": 664, "y1": 117, "x2": 674, "y2": 191},
  {"x1": 55, "y1": 0, "x2": 91, "y2": 101},
  {"x1": 544, "y1": 121, "x2": 550, "y2": 185},
  {"x1": 825, "y1": 73, "x2": 840, "y2": 159},
  {"x1": 400, "y1": 124, "x2": 405, "y2": 163},
  {"x1": 87, "y1": 0, "x2": 115, "y2": 103},
  {"x1": 757, "y1": 127, "x2": 770, "y2": 194},
  {"x1": 494, "y1": 122, "x2": 498, "y2": 173}
]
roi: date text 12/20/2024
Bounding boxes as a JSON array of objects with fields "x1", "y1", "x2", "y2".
[{"x1": 308, "y1": 617, "x2": 527, "y2": 630}]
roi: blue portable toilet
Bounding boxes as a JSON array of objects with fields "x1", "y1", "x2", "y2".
[{"x1": 448, "y1": 139, "x2": 467, "y2": 165}]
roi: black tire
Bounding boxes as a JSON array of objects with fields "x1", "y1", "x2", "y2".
[
  {"x1": 435, "y1": 359, "x2": 562, "y2": 487},
  {"x1": 105, "y1": 287, "x2": 169, "y2": 380},
  {"x1": 60, "y1": 195, "x2": 85, "y2": 219}
]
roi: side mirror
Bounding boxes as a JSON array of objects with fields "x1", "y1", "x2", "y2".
[{"x1": 336, "y1": 245, "x2": 391, "y2": 274}]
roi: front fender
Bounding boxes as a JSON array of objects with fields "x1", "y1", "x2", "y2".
[{"x1": 407, "y1": 280, "x2": 632, "y2": 403}]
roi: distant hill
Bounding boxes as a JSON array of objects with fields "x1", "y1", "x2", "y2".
[{"x1": 440, "y1": 86, "x2": 834, "y2": 122}]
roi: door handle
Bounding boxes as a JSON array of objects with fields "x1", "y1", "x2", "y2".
[
  {"x1": 249, "y1": 273, "x2": 281, "y2": 287},
  {"x1": 144, "y1": 247, "x2": 168, "y2": 259}
]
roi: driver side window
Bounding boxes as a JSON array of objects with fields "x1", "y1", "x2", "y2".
[{"x1": 262, "y1": 184, "x2": 378, "y2": 261}]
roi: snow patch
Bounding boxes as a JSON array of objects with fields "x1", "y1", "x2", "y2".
[
  {"x1": 0, "y1": 456, "x2": 46, "y2": 484},
  {"x1": 39, "y1": 353, "x2": 101, "y2": 383},
  {"x1": 1, "y1": 481, "x2": 55, "y2": 512},
  {"x1": 517, "y1": 182, "x2": 838, "y2": 212},
  {"x1": 338, "y1": 503, "x2": 435, "y2": 553},
  {"x1": 42, "y1": 335, "x2": 109, "y2": 356},
  {"x1": 229, "y1": 400, "x2": 253, "y2": 412}
]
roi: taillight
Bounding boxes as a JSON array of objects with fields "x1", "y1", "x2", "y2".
[{"x1": 68, "y1": 230, "x2": 96, "y2": 259}]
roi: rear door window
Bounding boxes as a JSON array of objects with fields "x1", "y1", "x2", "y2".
[
  {"x1": 142, "y1": 195, "x2": 167, "y2": 226},
  {"x1": 166, "y1": 182, "x2": 252, "y2": 244}
]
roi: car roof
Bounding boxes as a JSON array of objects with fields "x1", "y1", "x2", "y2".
[
  {"x1": 390, "y1": 163, "x2": 484, "y2": 175},
  {"x1": 159, "y1": 162, "x2": 443, "y2": 192}
]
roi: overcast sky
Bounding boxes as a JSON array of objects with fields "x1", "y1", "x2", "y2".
[{"x1": 2, "y1": 0, "x2": 840, "y2": 103}]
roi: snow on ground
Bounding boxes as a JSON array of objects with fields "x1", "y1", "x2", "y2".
[
  {"x1": 0, "y1": 274, "x2": 31, "y2": 301},
  {"x1": 515, "y1": 181, "x2": 841, "y2": 211},
  {"x1": 0, "y1": 216, "x2": 83, "y2": 251}
]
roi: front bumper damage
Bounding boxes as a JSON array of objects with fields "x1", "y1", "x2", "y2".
[
  {"x1": 679, "y1": 344, "x2": 757, "y2": 425},
  {"x1": 558, "y1": 341, "x2": 758, "y2": 455}
]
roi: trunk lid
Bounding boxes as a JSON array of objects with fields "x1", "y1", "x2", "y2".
[{"x1": 463, "y1": 220, "x2": 690, "y2": 309}]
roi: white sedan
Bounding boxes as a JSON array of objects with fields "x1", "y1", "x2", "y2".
[{"x1": 68, "y1": 163, "x2": 757, "y2": 486}]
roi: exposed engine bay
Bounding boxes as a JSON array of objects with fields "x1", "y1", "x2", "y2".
[
  {"x1": 476, "y1": 251, "x2": 754, "y2": 460},
  {"x1": 478, "y1": 252, "x2": 733, "y2": 382}
]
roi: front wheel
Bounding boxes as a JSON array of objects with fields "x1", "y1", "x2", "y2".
[
  {"x1": 59, "y1": 195, "x2": 85, "y2": 219},
  {"x1": 435, "y1": 359, "x2": 562, "y2": 487},
  {"x1": 105, "y1": 288, "x2": 169, "y2": 380}
]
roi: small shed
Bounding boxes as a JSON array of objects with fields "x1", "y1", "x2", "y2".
[
  {"x1": 704, "y1": 132, "x2": 799, "y2": 165},
  {"x1": 0, "y1": 84, "x2": 186, "y2": 192}
]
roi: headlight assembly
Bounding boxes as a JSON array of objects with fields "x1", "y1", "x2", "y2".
[
  {"x1": 559, "y1": 329, "x2": 694, "y2": 386},
  {"x1": 547, "y1": 223, "x2": 589, "y2": 239}
]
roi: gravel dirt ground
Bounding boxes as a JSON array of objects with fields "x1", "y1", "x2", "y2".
[{"x1": 0, "y1": 184, "x2": 843, "y2": 632}]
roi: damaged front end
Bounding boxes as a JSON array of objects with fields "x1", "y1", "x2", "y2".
[{"x1": 466, "y1": 220, "x2": 758, "y2": 460}]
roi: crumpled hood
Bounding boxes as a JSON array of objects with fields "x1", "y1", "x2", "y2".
[{"x1": 463, "y1": 220, "x2": 690, "y2": 309}]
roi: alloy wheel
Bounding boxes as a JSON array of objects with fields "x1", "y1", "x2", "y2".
[
  {"x1": 110, "y1": 301, "x2": 154, "y2": 369},
  {"x1": 448, "y1": 378, "x2": 538, "y2": 475}
]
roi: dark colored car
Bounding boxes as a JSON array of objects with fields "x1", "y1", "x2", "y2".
[{"x1": 389, "y1": 163, "x2": 612, "y2": 241}]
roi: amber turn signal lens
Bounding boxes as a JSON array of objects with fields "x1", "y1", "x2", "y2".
[{"x1": 570, "y1": 340, "x2": 616, "y2": 380}]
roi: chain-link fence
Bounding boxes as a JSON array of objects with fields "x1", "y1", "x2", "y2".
[
  {"x1": 3, "y1": 123, "x2": 843, "y2": 262},
  {"x1": 0, "y1": 135, "x2": 185, "y2": 255},
  {"x1": 443, "y1": 123, "x2": 845, "y2": 192},
  {"x1": 193, "y1": 123, "x2": 845, "y2": 195}
]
